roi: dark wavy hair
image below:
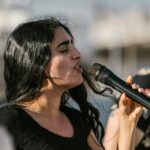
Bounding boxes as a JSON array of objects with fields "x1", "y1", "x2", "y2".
[{"x1": 4, "y1": 17, "x2": 110, "y2": 148}]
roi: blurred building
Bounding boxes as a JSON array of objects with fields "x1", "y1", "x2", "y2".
[
  {"x1": 91, "y1": 6, "x2": 150, "y2": 78},
  {"x1": 0, "y1": 0, "x2": 150, "y2": 101},
  {"x1": 90, "y1": 0, "x2": 150, "y2": 78}
]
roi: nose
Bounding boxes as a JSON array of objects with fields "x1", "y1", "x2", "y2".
[{"x1": 71, "y1": 48, "x2": 81, "y2": 60}]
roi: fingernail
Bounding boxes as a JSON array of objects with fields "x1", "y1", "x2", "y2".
[
  {"x1": 147, "y1": 93, "x2": 150, "y2": 97},
  {"x1": 139, "y1": 88, "x2": 144, "y2": 93},
  {"x1": 132, "y1": 83, "x2": 137, "y2": 89}
]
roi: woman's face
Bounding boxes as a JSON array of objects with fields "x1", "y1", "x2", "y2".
[{"x1": 46, "y1": 27, "x2": 83, "y2": 89}]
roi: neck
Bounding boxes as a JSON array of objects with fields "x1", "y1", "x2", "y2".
[{"x1": 24, "y1": 87, "x2": 65, "y2": 117}]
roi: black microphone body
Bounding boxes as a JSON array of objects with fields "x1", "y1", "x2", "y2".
[{"x1": 92, "y1": 63, "x2": 150, "y2": 110}]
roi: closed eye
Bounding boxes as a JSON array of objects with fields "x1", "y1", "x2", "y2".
[
  {"x1": 56, "y1": 39, "x2": 75, "y2": 53},
  {"x1": 56, "y1": 40, "x2": 70, "y2": 49},
  {"x1": 59, "y1": 49, "x2": 68, "y2": 53}
]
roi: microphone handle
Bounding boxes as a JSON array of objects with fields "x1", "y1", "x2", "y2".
[{"x1": 96, "y1": 72, "x2": 150, "y2": 110}]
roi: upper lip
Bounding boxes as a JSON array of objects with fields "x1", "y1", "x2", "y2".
[{"x1": 74, "y1": 62, "x2": 81, "y2": 68}]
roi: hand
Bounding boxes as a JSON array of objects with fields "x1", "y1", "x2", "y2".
[
  {"x1": 119, "y1": 76, "x2": 142, "y2": 125},
  {"x1": 144, "y1": 88, "x2": 150, "y2": 98}
]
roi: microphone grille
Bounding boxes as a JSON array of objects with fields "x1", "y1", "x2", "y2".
[{"x1": 89, "y1": 63, "x2": 108, "y2": 83}]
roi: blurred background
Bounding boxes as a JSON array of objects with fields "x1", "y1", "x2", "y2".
[{"x1": 0, "y1": 0, "x2": 150, "y2": 102}]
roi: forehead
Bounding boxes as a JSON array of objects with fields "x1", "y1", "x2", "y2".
[{"x1": 52, "y1": 27, "x2": 72, "y2": 43}]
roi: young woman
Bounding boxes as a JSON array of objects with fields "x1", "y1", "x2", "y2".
[{"x1": 0, "y1": 17, "x2": 145, "y2": 150}]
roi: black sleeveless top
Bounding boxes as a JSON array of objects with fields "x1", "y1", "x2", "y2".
[{"x1": 0, "y1": 105, "x2": 91, "y2": 150}]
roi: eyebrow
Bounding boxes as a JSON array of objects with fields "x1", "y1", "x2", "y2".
[
  {"x1": 56, "y1": 38, "x2": 74, "y2": 49},
  {"x1": 56, "y1": 40, "x2": 70, "y2": 49}
]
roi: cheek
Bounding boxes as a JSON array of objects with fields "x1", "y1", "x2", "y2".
[{"x1": 49, "y1": 56, "x2": 71, "y2": 77}]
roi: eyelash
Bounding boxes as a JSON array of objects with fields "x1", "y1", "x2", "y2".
[
  {"x1": 60, "y1": 49, "x2": 68, "y2": 53},
  {"x1": 59, "y1": 43, "x2": 75, "y2": 53}
]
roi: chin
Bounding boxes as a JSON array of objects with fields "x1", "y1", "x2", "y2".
[
  {"x1": 71, "y1": 79, "x2": 83, "y2": 88},
  {"x1": 66, "y1": 79, "x2": 83, "y2": 89}
]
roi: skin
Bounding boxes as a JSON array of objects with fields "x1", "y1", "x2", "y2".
[
  {"x1": 22, "y1": 27, "x2": 144, "y2": 150},
  {"x1": 45, "y1": 27, "x2": 83, "y2": 89},
  {"x1": 103, "y1": 78, "x2": 150, "y2": 150},
  {"x1": 88, "y1": 76, "x2": 144, "y2": 150},
  {"x1": 135, "y1": 88, "x2": 150, "y2": 147},
  {"x1": 24, "y1": 27, "x2": 83, "y2": 138}
]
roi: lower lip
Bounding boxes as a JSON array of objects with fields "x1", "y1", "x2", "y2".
[{"x1": 75, "y1": 67, "x2": 83, "y2": 73}]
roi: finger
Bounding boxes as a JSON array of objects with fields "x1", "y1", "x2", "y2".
[
  {"x1": 138, "y1": 88, "x2": 144, "y2": 93},
  {"x1": 147, "y1": 93, "x2": 150, "y2": 97},
  {"x1": 132, "y1": 83, "x2": 144, "y2": 92},
  {"x1": 119, "y1": 93, "x2": 127, "y2": 106},
  {"x1": 145, "y1": 91, "x2": 150, "y2": 98},
  {"x1": 126, "y1": 75, "x2": 132, "y2": 84},
  {"x1": 132, "y1": 83, "x2": 139, "y2": 89},
  {"x1": 144, "y1": 90, "x2": 150, "y2": 97},
  {"x1": 120, "y1": 93, "x2": 135, "y2": 116},
  {"x1": 120, "y1": 92, "x2": 134, "y2": 107},
  {"x1": 129, "y1": 106, "x2": 142, "y2": 121},
  {"x1": 119, "y1": 93, "x2": 126, "y2": 113},
  {"x1": 131, "y1": 84, "x2": 144, "y2": 94}
]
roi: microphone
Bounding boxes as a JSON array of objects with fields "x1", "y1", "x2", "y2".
[{"x1": 89, "y1": 63, "x2": 150, "y2": 110}]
